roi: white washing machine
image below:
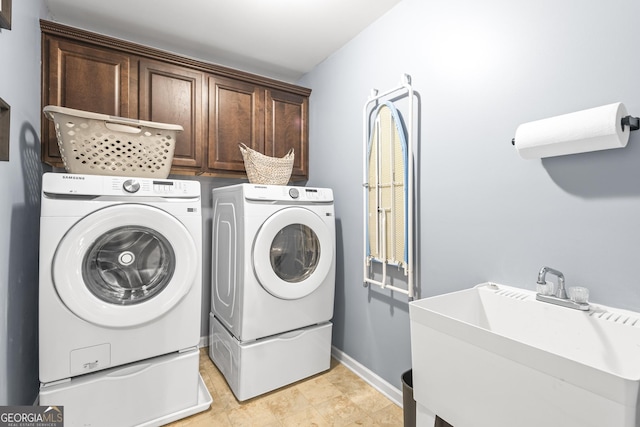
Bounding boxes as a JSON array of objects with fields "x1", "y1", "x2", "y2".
[
  {"x1": 38, "y1": 172, "x2": 210, "y2": 426},
  {"x1": 209, "y1": 183, "x2": 335, "y2": 401}
]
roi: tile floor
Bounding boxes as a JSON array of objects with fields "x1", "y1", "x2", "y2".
[{"x1": 169, "y1": 348, "x2": 404, "y2": 426}]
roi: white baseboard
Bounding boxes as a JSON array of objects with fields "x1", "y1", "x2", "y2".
[
  {"x1": 198, "y1": 335, "x2": 209, "y2": 349},
  {"x1": 331, "y1": 346, "x2": 403, "y2": 407}
]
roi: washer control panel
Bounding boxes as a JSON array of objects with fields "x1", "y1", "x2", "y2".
[
  {"x1": 41, "y1": 172, "x2": 201, "y2": 198},
  {"x1": 109, "y1": 177, "x2": 196, "y2": 196},
  {"x1": 110, "y1": 177, "x2": 197, "y2": 196}
]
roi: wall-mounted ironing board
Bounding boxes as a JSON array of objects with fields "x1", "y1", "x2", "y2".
[{"x1": 363, "y1": 74, "x2": 415, "y2": 299}]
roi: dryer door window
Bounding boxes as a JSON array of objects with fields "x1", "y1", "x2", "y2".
[
  {"x1": 53, "y1": 204, "x2": 198, "y2": 328},
  {"x1": 82, "y1": 226, "x2": 176, "y2": 305},
  {"x1": 270, "y1": 224, "x2": 320, "y2": 283},
  {"x1": 253, "y1": 207, "x2": 334, "y2": 300}
]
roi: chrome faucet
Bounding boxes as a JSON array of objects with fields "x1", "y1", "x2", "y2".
[
  {"x1": 535, "y1": 266, "x2": 589, "y2": 311},
  {"x1": 537, "y1": 266, "x2": 567, "y2": 299}
]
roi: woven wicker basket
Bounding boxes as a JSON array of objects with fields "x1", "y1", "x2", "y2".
[{"x1": 239, "y1": 143, "x2": 294, "y2": 185}]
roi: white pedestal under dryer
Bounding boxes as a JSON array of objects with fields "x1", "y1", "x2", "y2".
[
  {"x1": 209, "y1": 183, "x2": 336, "y2": 401},
  {"x1": 38, "y1": 172, "x2": 211, "y2": 426}
]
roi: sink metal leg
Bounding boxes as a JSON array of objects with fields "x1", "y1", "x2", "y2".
[{"x1": 416, "y1": 402, "x2": 436, "y2": 426}]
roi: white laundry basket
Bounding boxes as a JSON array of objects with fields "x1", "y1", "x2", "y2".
[{"x1": 43, "y1": 105, "x2": 183, "y2": 178}]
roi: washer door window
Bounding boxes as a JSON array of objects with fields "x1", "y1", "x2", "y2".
[
  {"x1": 53, "y1": 204, "x2": 197, "y2": 328},
  {"x1": 82, "y1": 225, "x2": 175, "y2": 305},
  {"x1": 253, "y1": 207, "x2": 333, "y2": 300}
]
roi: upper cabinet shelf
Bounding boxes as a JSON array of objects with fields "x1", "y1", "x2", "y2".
[{"x1": 40, "y1": 20, "x2": 310, "y2": 180}]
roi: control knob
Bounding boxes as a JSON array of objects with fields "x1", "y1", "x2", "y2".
[
  {"x1": 289, "y1": 188, "x2": 299, "y2": 199},
  {"x1": 123, "y1": 179, "x2": 140, "y2": 193}
]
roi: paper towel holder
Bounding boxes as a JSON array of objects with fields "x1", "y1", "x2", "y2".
[{"x1": 511, "y1": 114, "x2": 640, "y2": 146}]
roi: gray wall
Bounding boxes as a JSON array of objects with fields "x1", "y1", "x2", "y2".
[
  {"x1": 0, "y1": 0, "x2": 46, "y2": 405},
  {"x1": 299, "y1": 0, "x2": 640, "y2": 389}
]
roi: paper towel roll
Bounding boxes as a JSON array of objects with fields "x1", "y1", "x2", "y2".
[{"x1": 514, "y1": 102, "x2": 630, "y2": 159}]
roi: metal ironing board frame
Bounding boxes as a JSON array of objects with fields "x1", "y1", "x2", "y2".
[{"x1": 362, "y1": 74, "x2": 415, "y2": 299}]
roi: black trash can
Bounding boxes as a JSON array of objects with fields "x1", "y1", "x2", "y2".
[{"x1": 402, "y1": 369, "x2": 415, "y2": 427}]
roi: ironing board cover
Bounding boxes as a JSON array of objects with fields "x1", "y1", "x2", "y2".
[{"x1": 366, "y1": 101, "x2": 408, "y2": 267}]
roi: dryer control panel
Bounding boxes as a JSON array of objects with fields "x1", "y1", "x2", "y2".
[
  {"x1": 243, "y1": 183, "x2": 333, "y2": 203},
  {"x1": 42, "y1": 172, "x2": 201, "y2": 198}
]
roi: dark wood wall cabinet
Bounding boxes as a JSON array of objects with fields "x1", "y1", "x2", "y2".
[{"x1": 40, "y1": 20, "x2": 311, "y2": 180}]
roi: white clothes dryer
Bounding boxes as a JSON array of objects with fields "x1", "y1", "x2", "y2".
[
  {"x1": 39, "y1": 172, "x2": 203, "y2": 384},
  {"x1": 209, "y1": 183, "x2": 335, "y2": 401},
  {"x1": 210, "y1": 183, "x2": 335, "y2": 342}
]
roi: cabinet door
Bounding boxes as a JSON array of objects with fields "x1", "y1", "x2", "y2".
[
  {"x1": 43, "y1": 37, "x2": 131, "y2": 163},
  {"x1": 265, "y1": 89, "x2": 309, "y2": 178},
  {"x1": 208, "y1": 76, "x2": 264, "y2": 172},
  {"x1": 139, "y1": 60, "x2": 204, "y2": 170}
]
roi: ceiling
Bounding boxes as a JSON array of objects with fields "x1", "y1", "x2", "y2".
[{"x1": 43, "y1": 0, "x2": 403, "y2": 82}]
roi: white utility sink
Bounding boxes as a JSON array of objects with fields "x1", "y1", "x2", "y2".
[{"x1": 409, "y1": 283, "x2": 640, "y2": 427}]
